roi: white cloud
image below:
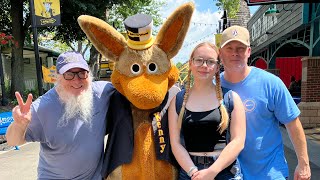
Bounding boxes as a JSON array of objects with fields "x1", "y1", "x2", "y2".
[{"x1": 157, "y1": 1, "x2": 222, "y2": 64}]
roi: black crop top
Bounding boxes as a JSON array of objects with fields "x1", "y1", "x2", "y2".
[{"x1": 182, "y1": 107, "x2": 224, "y2": 152}]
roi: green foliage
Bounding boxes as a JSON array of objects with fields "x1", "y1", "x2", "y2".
[
  {"x1": 38, "y1": 32, "x2": 73, "y2": 53},
  {"x1": 4, "y1": 76, "x2": 11, "y2": 99},
  {"x1": 214, "y1": 0, "x2": 241, "y2": 18},
  {"x1": 8, "y1": 89, "x2": 39, "y2": 106},
  {"x1": 176, "y1": 62, "x2": 183, "y2": 69},
  {"x1": 0, "y1": 0, "x2": 11, "y2": 34},
  {"x1": 107, "y1": 0, "x2": 165, "y2": 33},
  {"x1": 10, "y1": 98, "x2": 18, "y2": 106},
  {"x1": 23, "y1": 89, "x2": 39, "y2": 99},
  {"x1": 44, "y1": 0, "x2": 130, "y2": 44},
  {"x1": 175, "y1": 62, "x2": 189, "y2": 85},
  {"x1": 3, "y1": 75, "x2": 39, "y2": 106}
]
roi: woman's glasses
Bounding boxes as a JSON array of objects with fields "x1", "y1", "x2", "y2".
[
  {"x1": 192, "y1": 57, "x2": 218, "y2": 67},
  {"x1": 63, "y1": 71, "x2": 88, "y2": 80}
]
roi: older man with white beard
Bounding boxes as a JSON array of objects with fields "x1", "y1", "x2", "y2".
[{"x1": 6, "y1": 51, "x2": 115, "y2": 180}]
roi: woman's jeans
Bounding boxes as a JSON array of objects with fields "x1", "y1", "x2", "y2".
[{"x1": 178, "y1": 155, "x2": 243, "y2": 180}]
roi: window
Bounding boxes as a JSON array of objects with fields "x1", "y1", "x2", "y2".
[{"x1": 23, "y1": 58, "x2": 30, "y2": 64}]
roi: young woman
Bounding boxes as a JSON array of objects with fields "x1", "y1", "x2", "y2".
[{"x1": 168, "y1": 42, "x2": 246, "y2": 180}]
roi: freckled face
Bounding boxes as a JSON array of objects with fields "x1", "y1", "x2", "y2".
[{"x1": 189, "y1": 45, "x2": 219, "y2": 80}]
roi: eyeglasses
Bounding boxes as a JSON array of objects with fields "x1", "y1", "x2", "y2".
[
  {"x1": 63, "y1": 71, "x2": 88, "y2": 80},
  {"x1": 192, "y1": 57, "x2": 218, "y2": 67}
]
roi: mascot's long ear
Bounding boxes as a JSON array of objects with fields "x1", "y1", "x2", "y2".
[
  {"x1": 155, "y1": 2, "x2": 194, "y2": 59},
  {"x1": 78, "y1": 15, "x2": 126, "y2": 61}
]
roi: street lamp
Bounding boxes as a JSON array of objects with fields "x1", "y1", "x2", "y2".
[
  {"x1": 221, "y1": 10, "x2": 228, "y2": 31},
  {"x1": 265, "y1": 4, "x2": 280, "y2": 17}
]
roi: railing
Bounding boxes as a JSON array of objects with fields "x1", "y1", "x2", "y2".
[
  {"x1": 24, "y1": 79, "x2": 37, "y2": 90},
  {"x1": 5, "y1": 79, "x2": 37, "y2": 91}
]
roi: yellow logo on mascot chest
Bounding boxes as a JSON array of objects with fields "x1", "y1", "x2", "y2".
[{"x1": 154, "y1": 112, "x2": 166, "y2": 153}]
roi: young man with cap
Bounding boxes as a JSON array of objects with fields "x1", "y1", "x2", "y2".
[
  {"x1": 219, "y1": 26, "x2": 311, "y2": 179},
  {"x1": 6, "y1": 51, "x2": 115, "y2": 179}
]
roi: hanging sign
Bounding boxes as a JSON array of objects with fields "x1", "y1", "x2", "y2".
[
  {"x1": 247, "y1": 0, "x2": 318, "y2": 5},
  {"x1": 32, "y1": 0, "x2": 61, "y2": 27}
]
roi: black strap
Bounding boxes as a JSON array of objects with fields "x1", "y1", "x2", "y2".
[
  {"x1": 175, "y1": 88, "x2": 233, "y2": 118},
  {"x1": 175, "y1": 89, "x2": 186, "y2": 115},
  {"x1": 175, "y1": 87, "x2": 234, "y2": 144},
  {"x1": 223, "y1": 90, "x2": 234, "y2": 144}
]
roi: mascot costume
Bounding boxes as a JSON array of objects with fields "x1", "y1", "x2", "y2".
[{"x1": 78, "y1": 2, "x2": 194, "y2": 179}]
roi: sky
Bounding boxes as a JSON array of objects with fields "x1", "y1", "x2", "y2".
[{"x1": 158, "y1": 0, "x2": 259, "y2": 64}]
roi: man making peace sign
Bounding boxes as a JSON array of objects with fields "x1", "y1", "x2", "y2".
[{"x1": 6, "y1": 51, "x2": 115, "y2": 179}]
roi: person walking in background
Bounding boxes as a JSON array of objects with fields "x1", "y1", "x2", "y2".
[
  {"x1": 289, "y1": 75, "x2": 298, "y2": 96},
  {"x1": 6, "y1": 51, "x2": 115, "y2": 179},
  {"x1": 168, "y1": 42, "x2": 246, "y2": 179},
  {"x1": 219, "y1": 25, "x2": 311, "y2": 180}
]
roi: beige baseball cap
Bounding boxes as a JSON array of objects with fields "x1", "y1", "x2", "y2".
[{"x1": 220, "y1": 25, "x2": 250, "y2": 48}]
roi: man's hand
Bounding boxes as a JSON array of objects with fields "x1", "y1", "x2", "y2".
[
  {"x1": 294, "y1": 163, "x2": 311, "y2": 180},
  {"x1": 12, "y1": 92, "x2": 33, "y2": 128}
]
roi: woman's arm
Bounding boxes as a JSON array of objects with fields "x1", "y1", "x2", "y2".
[
  {"x1": 209, "y1": 91, "x2": 246, "y2": 174},
  {"x1": 168, "y1": 96, "x2": 198, "y2": 177}
]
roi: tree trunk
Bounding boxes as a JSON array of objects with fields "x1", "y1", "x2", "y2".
[
  {"x1": 10, "y1": 0, "x2": 25, "y2": 98},
  {"x1": 89, "y1": 46, "x2": 100, "y2": 80}
]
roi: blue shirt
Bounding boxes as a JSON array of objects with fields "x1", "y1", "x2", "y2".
[
  {"x1": 25, "y1": 81, "x2": 114, "y2": 180},
  {"x1": 221, "y1": 67, "x2": 300, "y2": 180}
]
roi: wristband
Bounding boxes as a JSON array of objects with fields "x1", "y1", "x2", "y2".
[{"x1": 187, "y1": 166, "x2": 198, "y2": 177}]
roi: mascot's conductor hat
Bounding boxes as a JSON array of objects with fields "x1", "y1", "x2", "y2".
[{"x1": 124, "y1": 14, "x2": 154, "y2": 50}]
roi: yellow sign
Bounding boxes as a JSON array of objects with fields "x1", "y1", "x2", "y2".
[
  {"x1": 42, "y1": 65, "x2": 57, "y2": 83},
  {"x1": 215, "y1": 34, "x2": 222, "y2": 48},
  {"x1": 101, "y1": 63, "x2": 109, "y2": 69},
  {"x1": 101, "y1": 62, "x2": 115, "y2": 70},
  {"x1": 33, "y1": 0, "x2": 61, "y2": 27}
]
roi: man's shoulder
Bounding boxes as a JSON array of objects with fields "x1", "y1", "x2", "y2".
[
  {"x1": 92, "y1": 81, "x2": 114, "y2": 92},
  {"x1": 92, "y1": 80, "x2": 112, "y2": 87},
  {"x1": 252, "y1": 67, "x2": 277, "y2": 78},
  {"x1": 92, "y1": 81, "x2": 115, "y2": 98}
]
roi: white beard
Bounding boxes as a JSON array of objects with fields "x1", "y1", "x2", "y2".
[{"x1": 56, "y1": 85, "x2": 93, "y2": 128}]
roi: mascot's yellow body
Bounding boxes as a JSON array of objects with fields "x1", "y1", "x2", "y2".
[{"x1": 78, "y1": 3, "x2": 194, "y2": 180}]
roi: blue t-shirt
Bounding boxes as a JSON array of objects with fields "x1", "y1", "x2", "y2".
[
  {"x1": 25, "y1": 81, "x2": 114, "y2": 180},
  {"x1": 221, "y1": 67, "x2": 300, "y2": 180}
]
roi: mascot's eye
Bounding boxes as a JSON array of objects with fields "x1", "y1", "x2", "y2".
[
  {"x1": 147, "y1": 62, "x2": 158, "y2": 73},
  {"x1": 131, "y1": 63, "x2": 141, "y2": 74}
]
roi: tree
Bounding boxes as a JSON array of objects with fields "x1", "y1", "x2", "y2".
[
  {"x1": 1, "y1": 0, "x2": 129, "y2": 98},
  {"x1": 90, "y1": 0, "x2": 165, "y2": 79},
  {"x1": 214, "y1": 0, "x2": 241, "y2": 18},
  {"x1": 43, "y1": 0, "x2": 165, "y2": 79},
  {"x1": 106, "y1": 0, "x2": 165, "y2": 32},
  {"x1": 9, "y1": 0, "x2": 31, "y2": 98},
  {"x1": 1, "y1": 0, "x2": 165, "y2": 97}
]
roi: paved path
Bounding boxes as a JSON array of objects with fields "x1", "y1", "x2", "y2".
[
  {"x1": 0, "y1": 143, "x2": 39, "y2": 179},
  {"x1": 0, "y1": 129, "x2": 318, "y2": 179}
]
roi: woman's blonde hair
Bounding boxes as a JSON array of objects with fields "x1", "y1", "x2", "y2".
[{"x1": 177, "y1": 42, "x2": 229, "y2": 134}]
